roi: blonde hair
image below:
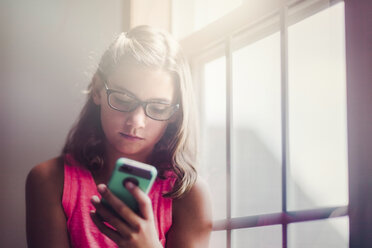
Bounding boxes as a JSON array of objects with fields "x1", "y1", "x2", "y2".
[{"x1": 63, "y1": 25, "x2": 198, "y2": 198}]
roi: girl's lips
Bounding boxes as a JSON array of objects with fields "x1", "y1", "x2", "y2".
[{"x1": 119, "y1": 132, "x2": 144, "y2": 141}]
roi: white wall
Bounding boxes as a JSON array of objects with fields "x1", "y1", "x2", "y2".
[
  {"x1": 0, "y1": 0, "x2": 129, "y2": 246},
  {"x1": 130, "y1": 0, "x2": 171, "y2": 31}
]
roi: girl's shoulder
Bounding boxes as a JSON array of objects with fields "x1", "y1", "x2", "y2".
[
  {"x1": 173, "y1": 175, "x2": 211, "y2": 212},
  {"x1": 26, "y1": 157, "x2": 71, "y2": 247},
  {"x1": 26, "y1": 156, "x2": 64, "y2": 197},
  {"x1": 166, "y1": 176, "x2": 213, "y2": 246},
  {"x1": 172, "y1": 176, "x2": 212, "y2": 224}
]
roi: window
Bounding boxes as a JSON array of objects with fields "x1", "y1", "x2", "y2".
[
  {"x1": 172, "y1": 0, "x2": 243, "y2": 39},
  {"x1": 287, "y1": 2, "x2": 348, "y2": 212},
  {"x1": 174, "y1": 0, "x2": 349, "y2": 247}
]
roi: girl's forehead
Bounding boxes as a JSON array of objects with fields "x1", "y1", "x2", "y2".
[{"x1": 108, "y1": 65, "x2": 176, "y2": 102}]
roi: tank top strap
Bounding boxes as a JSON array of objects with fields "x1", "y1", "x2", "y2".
[
  {"x1": 62, "y1": 154, "x2": 116, "y2": 247},
  {"x1": 62, "y1": 154, "x2": 98, "y2": 220}
]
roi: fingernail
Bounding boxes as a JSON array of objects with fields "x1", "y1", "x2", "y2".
[
  {"x1": 90, "y1": 210, "x2": 96, "y2": 217},
  {"x1": 126, "y1": 181, "x2": 135, "y2": 189},
  {"x1": 97, "y1": 184, "x2": 107, "y2": 194},
  {"x1": 91, "y1": 195, "x2": 100, "y2": 204}
]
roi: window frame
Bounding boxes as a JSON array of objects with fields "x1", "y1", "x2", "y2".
[
  {"x1": 345, "y1": 0, "x2": 372, "y2": 247},
  {"x1": 177, "y1": 0, "x2": 351, "y2": 247}
]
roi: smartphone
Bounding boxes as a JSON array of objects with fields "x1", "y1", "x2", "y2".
[{"x1": 102, "y1": 157, "x2": 158, "y2": 214}]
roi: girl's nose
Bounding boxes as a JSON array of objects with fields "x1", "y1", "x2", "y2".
[{"x1": 125, "y1": 105, "x2": 146, "y2": 128}]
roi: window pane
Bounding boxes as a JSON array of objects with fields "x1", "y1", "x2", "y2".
[
  {"x1": 232, "y1": 225, "x2": 282, "y2": 248},
  {"x1": 232, "y1": 32, "x2": 282, "y2": 217},
  {"x1": 209, "y1": 230, "x2": 226, "y2": 248},
  {"x1": 172, "y1": 0, "x2": 242, "y2": 39},
  {"x1": 287, "y1": 2, "x2": 348, "y2": 211},
  {"x1": 201, "y1": 57, "x2": 227, "y2": 220},
  {"x1": 289, "y1": 217, "x2": 349, "y2": 248}
]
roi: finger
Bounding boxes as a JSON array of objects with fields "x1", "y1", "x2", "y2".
[
  {"x1": 90, "y1": 210, "x2": 121, "y2": 244},
  {"x1": 125, "y1": 182, "x2": 153, "y2": 220},
  {"x1": 97, "y1": 184, "x2": 141, "y2": 228},
  {"x1": 91, "y1": 195, "x2": 132, "y2": 237}
]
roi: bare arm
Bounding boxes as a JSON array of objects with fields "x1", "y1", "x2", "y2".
[
  {"x1": 166, "y1": 177, "x2": 213, "y2": 248},
  {"x1": 26, "y1": 157, "x2": 71, "y2": 248}
]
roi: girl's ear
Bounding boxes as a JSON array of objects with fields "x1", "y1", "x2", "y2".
[
  {"x1": 92, "y1": 73, "x2": 102, "y2": 105},
  {"x1": 92, "y1": 88, "x2": 102, "y2": 105},
  {"x1": 168, "y1": 110, "x2": 181, "y2": 125}
]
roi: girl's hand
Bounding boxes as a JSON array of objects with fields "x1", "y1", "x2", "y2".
[{"x1": 90, "y1": 183, "x2": 162, "y2": 248}]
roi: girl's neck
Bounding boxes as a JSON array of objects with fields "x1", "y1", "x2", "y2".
[
  {"x1": 104, "y1": 144, "x2": 150, "y2": 164},
  {"x1": 93, "y1": 142, "x2": 152, "y2": 184}
]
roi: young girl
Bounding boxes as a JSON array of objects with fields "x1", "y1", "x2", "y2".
[{"x1": 26, "y1": 25, "x2": 212, "y2": 248}]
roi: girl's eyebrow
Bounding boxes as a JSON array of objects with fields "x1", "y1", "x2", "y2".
[
  {"x1": 108, "y1": 81, "x2": 130, "y2": 92},
  {"x1": 110, "y1": 83, "x2": 173, "y2": 104},
  {"x1": 147, "y1": 98, "x2": 172, "y2": 104}
]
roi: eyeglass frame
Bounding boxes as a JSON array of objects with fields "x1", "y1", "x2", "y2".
[{"x1": 102, "y1": 81, "x2": 180, "y2": 121}]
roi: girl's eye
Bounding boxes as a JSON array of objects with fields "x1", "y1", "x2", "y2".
[
  {"x1": 112, "y1": 93, "x2": 133, "y2": 103},
  {"x1": 110, "y1": 92, "x2": 136, "y2": 110},
  {"x1": 148, "y1": 103, "x2": 169, "y2": 113}
]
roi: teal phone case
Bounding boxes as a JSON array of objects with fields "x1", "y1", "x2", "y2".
[{"x1": 103, "y1": 158, "x2": 158, "y2": 213}]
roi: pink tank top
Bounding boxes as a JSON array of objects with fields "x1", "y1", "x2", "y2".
[{"x1": 62, "y1": 155, "x2": 176, "y2": 247}]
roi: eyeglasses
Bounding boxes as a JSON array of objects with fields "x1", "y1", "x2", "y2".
[{"x1": 103, "y1": 82, "x2": 179, "y2": 121}]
